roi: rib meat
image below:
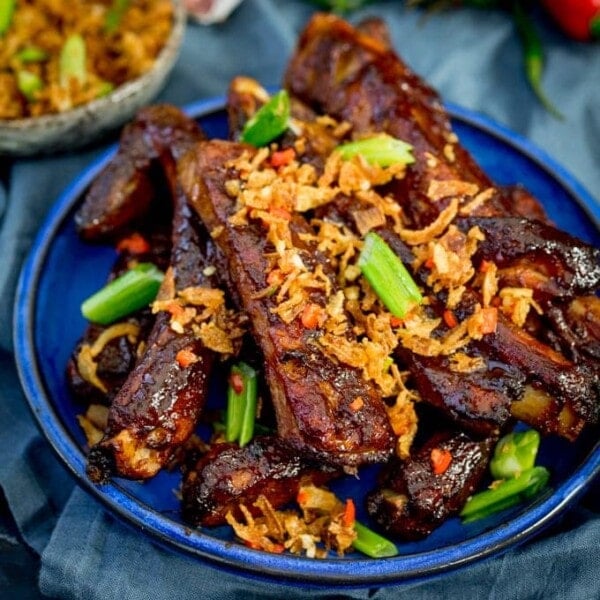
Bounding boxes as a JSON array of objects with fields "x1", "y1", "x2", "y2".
[
  {"x1": 179, "y1": 139, "x2": 396, "y2": 468},
  {"x1": 284, "y1": 13, "x2": 546, "y2": 228},
  {"x1": 87, "y1": 189, "x2": 220, "y2": 482},
  {"x1": 367, "y1": 429, "x2": 495, "y2": 540},
  {"x1": 181, "y1": 436, "x2": 338, "y2": 527}
]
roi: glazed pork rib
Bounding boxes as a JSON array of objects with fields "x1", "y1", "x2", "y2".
[
  {"x1": 86, "y1": 187, "x2": 221, "y2": 483},
  {"x1": 181, "y1": 436, "x2": 339, "y2": 527},
  {"x1": 367, "y1": 429, "x2": 495, "y2": 540},
  {"x1": 74, "y1": 105, "x2": 239, "y2": 482},
  {"x1": 285, "y1": 13, "x2": 546, "y2": 229},
  {"x1": 179, "y1": 139, "x2": 396, "y2": 468}
]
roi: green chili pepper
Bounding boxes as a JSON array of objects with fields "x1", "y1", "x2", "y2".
[
  {"x1": 512, "y1": 0, "x2": 563, "y2": 119},
  {"x1": 490, "y1": 429, "x2": 540, "y2": 480},
  {"x1": 310, "y1": 0, "x2": 373, "y2": 11},
  {"x1": 59, "y1": 33, "x2": 87, "y2": 88},
  {"x1": 17, "y1": 70, "x2": 43, "y2": 101},
  {"x1": 460, "y1": 466, "x2": 550, "y2": 523},
  {"x1": 240, "y1": 90, "x2": 290, "y2": 147},
  {"x1": 0, "y1": 0, "x2": 15, "y2": 36}
]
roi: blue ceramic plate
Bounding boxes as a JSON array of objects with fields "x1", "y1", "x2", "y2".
[{"x1": 14, "y1": 98, "x2": 600, "y2": 585}]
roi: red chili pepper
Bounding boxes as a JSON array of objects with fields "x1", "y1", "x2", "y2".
[
  {"x1": 542, "y1": 0, "x2": 600, "y2": 41},
  {"x1": 430, "y1": 447, "x2": 453, "y2": 475},
  {"x1": 229, "y1": 372, "x2": 244, "y2": 395},
  {"x1": 342, "y1": 498, "x2": 356, "y2": 527},
  {"x1": 116, "y1": 232, "x2": 151, "y2": 255},
  {"x1": 270, "y1": 147, "x2": 296, "y2": 168},
  {"x1": 443, "y1": 309, "x2": 458, "y2": 328}
]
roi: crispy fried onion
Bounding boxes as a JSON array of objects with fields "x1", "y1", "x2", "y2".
[
  {"x1": 77, "y1": 404, "x2": 110, "y2": 446},
  {"x1": 76, "y1": 322, "x2": 141, "y2": 393},
  {"x1": 412, "y1": 224, "x2": 485, "y2": 309},
  {"x1": 152, "y1": 283, "x2": 246, "y2": 355},
  {"x1": 225, "y1": 485, "x2": 356, "y2": 558}
]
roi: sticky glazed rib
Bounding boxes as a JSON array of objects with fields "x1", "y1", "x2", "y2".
[
  {"x1": 76, "y1": 104, "x2": 204, "y2": 241},
  {"x1": 284, "y1": 12, "x2": 600, "y2": 425},
  {"x1": 86, "y1": 189, "x2": 220, "y2": 482},
  {"x1": 367, "y1": 429, "x2": 495, "y2": 540},
  {"x1": 285, "y1": 13, "x2": 546, "y2": 228},
  {"x1": 181, "y1": 436, "x2": 339, "y2": 527},
  {"x1": 179, "y1": 140, "x2": 396, "y2": 468},
  {"x1": 74, "y1": 105, "x2": 241, "y2": 483}
]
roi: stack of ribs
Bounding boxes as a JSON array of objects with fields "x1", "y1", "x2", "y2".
[{"x1": 68, "y1": 14, "x2": 600, "y2": 543}]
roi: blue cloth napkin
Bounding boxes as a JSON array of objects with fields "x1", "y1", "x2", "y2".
[{"x1": 1, "y1": 1, "x2": 599, "y2": 598}]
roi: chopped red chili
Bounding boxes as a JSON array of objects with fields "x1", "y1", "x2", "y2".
[{"x1": 430, "y1": 447, "x2": 452, "y2": 475}]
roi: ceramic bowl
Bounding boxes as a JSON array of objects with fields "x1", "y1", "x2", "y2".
[{"x1": 0, "y1": 0, "x2": 186, "y2": 157}]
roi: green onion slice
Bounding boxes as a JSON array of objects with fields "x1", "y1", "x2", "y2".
[
  {"x1": 16, "y1": 46, "x2": 48, "y2": 63},
  {"x1": 353, "y1": 521, "x2": 398, "y2": 558},
  {"x1": 59, "y1": 33, "x2": 87, "y2": 87},
  {"x1": 490, "y1": 429, "x2": 540, "y2": 481},
  {"x1": 336, "y1": 134, "x2": 415, "y2": 167},
  {"x1": 16, "y1": 70, "x2": 43, "y2": 101},
  {"x1": 226, "y1": 362, "x2": 258, "y2": 447},
  {"x1": 105, "y1": 0, "x2": 130, "y2": 34},
  {"x1": 240, "y1": 89, "x2": 290, "y2": 147},
  {"x1": 0, "y1": 0, "x2": 16, "y2": 36},
  {"x1": 358, "y1": 231, "x2": 422, "y2": 318},
  {"x1": 460, "y1": 466, "x2": 550, "y2": 524},
  {"x1": 81, "y1": 262, "x2": 164, "y2": 325}
]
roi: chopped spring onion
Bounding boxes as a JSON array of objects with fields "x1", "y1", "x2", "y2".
[
  {"x1": 0, "y1": 0, "x2": 15, "y2": 36},
  {"x1": 16, "y1": 46, "x2": 48, "y2": 63},
  {"x1": 105, "y1": 0, "x2": 130, "y2": 34},
  {"x1": 97, "y1": 80, "x2": 115, "y2": 97},
  {"x1": 81, "y1": 262, "x2": 164, "y2": 325},
  {"x1": 240, "y1": 89, "x2": 290, "y2": 147},
  {"x1": 358, "y1": 231, "x2": 422, "y2": 318},
  {"x1": 225, "y1": 362, "x2": 258, "y2": 447},
  {"x1": 460, "y1": 466, "x2": 550, "y2": 524},
  {"x1": 490, "y1": 429, "x2": 540, "y2": 481},
  {"x1": 336, "y1": 134, "x2": 415, "y2": 167},
  {"x1": 59, "y1": 34, "x2": 87, "y2": 87},
  {"x1": 16, "y1": 70, "x2": 43, "y2": 101},
  {"x1": 353, "y1": 521, "x2": 398, "y2": 558}
]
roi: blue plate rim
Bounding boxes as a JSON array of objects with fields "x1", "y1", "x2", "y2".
[{"x1": 13, "y1": 96, "x2": 600, "y2": 585}]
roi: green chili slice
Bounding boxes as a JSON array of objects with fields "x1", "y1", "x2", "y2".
[
  {"x1": 353, "y1": 521, "x2": 398, "y2": 558},
  {"x1": 81, "y1": 263, "x2": 164, "y2": 325},
  {"x1": 240, "y1": 90, "x2": 290, "y2": 147},
  {"x1": 358, "y1": 231, "x2": 422, "y2": 318},
  {"x1": 336, "y1": 134, "x2": 415, "y2": 167},
  {"x1": 460, "y1": 466, "x2": 550, "y2": 524}
]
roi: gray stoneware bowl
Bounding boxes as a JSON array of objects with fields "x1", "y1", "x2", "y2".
[{"x1": 0, "y1": 0, "x2": 186, "y2": 157}]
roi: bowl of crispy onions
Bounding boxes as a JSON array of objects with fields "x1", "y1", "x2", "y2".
[{"x1": 0, "y1": 0, "x2": 186, "y2": 156}]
